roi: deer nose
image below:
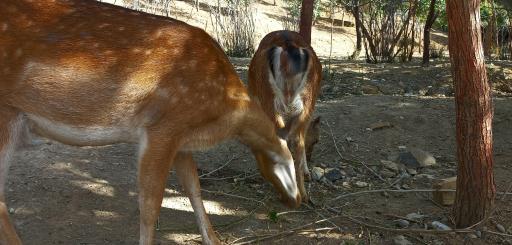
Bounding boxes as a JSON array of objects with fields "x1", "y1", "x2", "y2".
[{"x1": 282, "y1": 191, "x2": 301, "y2": 208}]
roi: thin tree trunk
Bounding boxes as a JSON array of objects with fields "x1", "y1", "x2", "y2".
[
  {"x1": 350, "y1": 0, "x2": 362, "y2": 59},
  {"x1": 408, "y1": 1, "x2": 418, "y2": 61},
  {"x1": 446, "y1": 0, "x2": 496, "y2": 228},
  {"x1": 422, "y1": 0, "x2": 438, "y2": 65},
  {"x1": 299, "y1": 0, "x2": 314, "y2": 45},
  {"x1": 484, "y1": 0, "x2": 498, "y2": 58}
]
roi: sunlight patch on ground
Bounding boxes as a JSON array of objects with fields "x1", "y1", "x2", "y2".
[
  {"x1": 93, "y1": 210, "x2": 121, "y2": 219},
  {"x1": 162, "y1": 188, "x2": 248, "y2": 216},
  {"x1": 49, "y1": 161, "x2": 110, "y2": 184},
  {"x1": 162, "y1": 232, "x2": 200, "y2": 244},
  {"x1": 71, "y1": 180, "x2": 115, "y2": 197}
]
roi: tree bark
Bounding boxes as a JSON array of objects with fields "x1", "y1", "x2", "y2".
[
  {"x1": 446, "y1": 0, "x2": 496, "y2": 228},
  {"x1": 299, "y1": 0, "x2": 314, "y2": 45},
  {"x1": 350, "y1": 0, "x2": 362, "y2": 59},
  {"x1": 422, "y1": 0, "x2": 438, "y2": 65}
]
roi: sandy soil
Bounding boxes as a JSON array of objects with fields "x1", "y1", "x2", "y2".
[{"x1": 4, "y1": 0, "x2": 512, "y2": 244}]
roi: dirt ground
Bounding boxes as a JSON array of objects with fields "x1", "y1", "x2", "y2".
[
  {"x1": 4, "y1": 57, "x2": 512, "y2": 244},
  {"x1": 5, "y1": 0, "x2": 512, "y2": 244}
]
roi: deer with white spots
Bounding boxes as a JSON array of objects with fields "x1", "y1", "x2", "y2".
[
  {"x1": 0, "y1": 1, "x2": 301, "y2": 244},
  {"x1": 248, "y1": 31, "x2": 322, "y2": 202}
]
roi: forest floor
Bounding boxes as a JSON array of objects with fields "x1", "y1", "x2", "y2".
[
  {"x1": 5, "y1": 0, "x2": 512, "y2": 244},
  {"x1": 6, "y1": 58, "x2": 512, "y2": 245}
]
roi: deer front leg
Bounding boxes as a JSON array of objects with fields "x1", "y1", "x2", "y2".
[
  {"x1": 289, "y1": 131, "x2": 309, "y2": 202},
  {"x1": 137, "y1": 131, "x2": 178, "y2": 245},
  {"x1": 174, "y1": 153, "x2": 221, "y2": 245},
  {"x1": 0, "y1": 108, "x2": 23, "y2": 245}
]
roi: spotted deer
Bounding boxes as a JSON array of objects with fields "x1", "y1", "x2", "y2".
[
  {"x1": 0, "y1": 1, "x2": 301, "y2": 244},
  {"x1": 248, "y1": 30, "x2": 322, "y2": 202}
]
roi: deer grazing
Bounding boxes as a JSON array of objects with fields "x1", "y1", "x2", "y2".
[
  {"x1": 248, "y1": 31, "x2": 322, "y2": 202},
  {"x1": 0, "y1": 1, "x2": 301, "y2": 244}
]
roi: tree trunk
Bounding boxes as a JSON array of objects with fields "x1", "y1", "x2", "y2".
[
  {"x1": 350, "y1": 0, "x2": 362, "y2": 59},
  {"x1": 408, "y1": 1, "x2": 417, "y2": 61},
  {"x1": 299, "y1": 0, "x2": 314, "y2": 45},
  {"x1": 484, "y1": 0, "x2": 498, "y2": 58},
  {"x1": 422, "y1": 0, "x2": 438, "y2": 65},
  {"x1": 446, "y1": 0, "x2": 496, "y2": 228}
]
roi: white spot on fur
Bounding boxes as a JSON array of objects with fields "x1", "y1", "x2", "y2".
[{"x1": 1, "y1": 23, "x2": 8, "y2": 32}]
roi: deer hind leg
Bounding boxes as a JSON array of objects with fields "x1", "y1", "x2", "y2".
[
  {"x1": 0, "y1": 107, "x2": 23, "y2": 245},
  {"x1": 137, "y1": 130, "x2": 179, "y2": 245},
  {"x1": 174, "y1": 153, "x2": 220, "y2": 245}
]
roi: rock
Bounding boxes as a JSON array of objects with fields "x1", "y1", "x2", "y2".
[
  {"x1": 395, "y1": 219, "x2": 410, "y2": 228},
  {"x1": 342, "y1": 182, "x2": 351, "y2": 188},
  {"x1": 410, "y1": 148, "x2": 436, "y2": 167},
  {"x1": 380, "y1": 160, "x2": 400, "y2": 172},
  {"x1": 8, "y1": 208, "x2": 14, "y2": 214},
  {"x1": 324, "y1": 168, "x2": 345, "y2": 182},
  {"x1": 361, "y1": 84, "x2": 380, "y2": 95},
  {"x1": 432, "y1": 221, "x2": 451, "y2": 231},
  {"x1": 405, "y1": 212, "x2": 427, "y2": 221},
  {"x1": 398, "y1": 151, "x2": 420, "y2": 168},
  {"x1": 311, "y1": 167, "x2": 325, "y2": 181},
  {"x1": 432, "y1": 176, "x2": 457, "y2": 206},
  {"x1": 406, "y1": 168, "x2": 417, "y2": 175},
  {"x1": 466, "y1": 233, "x2": 478, "y2": 239},
  {"x1": 415, "y1": 173, "x2": 435, "y2": 180},
  {"x1": 393, "y1": 235, "x2": 412, "y2": 245},
  {"x1": 496, "y1": 223, "x2": 506, "y2": 233},
  {"x1": 476, "y1": 230, "x2": 482, "y2": 238},
  {"x1": 380, "y1": 169, "x2": 396, "y2": 178},
  {"x1": 354, "y1": 181, "x2": 368, "y2": 188}
]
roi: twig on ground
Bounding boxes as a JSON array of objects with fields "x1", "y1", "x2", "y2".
[
  {"x1": 201, "y1": 189, "x2": 266, "y2": 206},
  {"x1": 230, "y1": 215, "x2": 343, "y2": 245},
  {"x1": 199, "y1": 155, "x2": 238, "y2": 178}
]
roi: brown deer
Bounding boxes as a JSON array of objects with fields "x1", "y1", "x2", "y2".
[
  {"x1": 248, "y1": 31, "x2": 322, "y2": 202},
  {"x1": 0, "y1": 1, "x2": 301, "y2": 244}
]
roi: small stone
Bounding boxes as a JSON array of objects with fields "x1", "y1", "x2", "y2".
[
  {"x1": 398, "y1": 151, "x2": 420, "y2": 168},
  {"x1": 342, "y1": 181, "x2": 351, "y2": 188},
  {"x1": 324, "y1": 168, "x2": 344, "y2": 182},
  {"x1": 380, "y1": 169, "x2": 396, "y2": 178},
  {"x1": 8, "y1": 208, "x2": 14, "y2": 214},
  {"x1": 380, "y1": 160, "x2": 399, "y2": 172},
  {"x1": 401, "y1": 184, "x2": 411, "y2": 189},
  {"x1": 496, "y1": 223, "x2": 506, "y2": 233},
  {"x1": 395, "y1": 219, "x2": 410, "y2": 228},
  {"x1": 346, "y1": 137, "x2": 353, "y2": 142},
  {"x1": 361, "y1": 84, "x2": 380, "y2": 95},
  {"x1": 311, "y1": 167, "x2": 325, "y2": 181},
  {"x1": 410, "y1": 148, "x2": 437, "y2": 167},
  {"x1": 432, "y1": 221, "x2": 451, "y2": 231},
  {"x1": 406, "y1": 168, "x2": 417, "y2": 175},
  {"x1": 476, "y1": 230, "x2": 482, "y2": 238},
  {"x1": 466, "y1": 233, "x2": 478, "y2": 239},
  {"x1": 405, "y1": 212, "x2": 426, "y2": 221},
  {"x1": 354, "y1": 181, "x2": 368, "y2": 188},
  {"x1": 393, "y1": 235, "x2": 412, "y2": 245}
]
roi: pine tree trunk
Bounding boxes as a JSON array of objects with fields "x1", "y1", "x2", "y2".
[
  {"x1": 422, "y1": 0, "x2": 437, "y2": 65},
  {"x1": 299, "y1": 0, "x2": 314, "y2": 45},
  {"x1": 446, "y1": 0, "x2": 496, "y2": 228}
]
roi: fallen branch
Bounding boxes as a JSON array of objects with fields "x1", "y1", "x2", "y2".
[{"x1": 230, "y1": 215, "x2": 343, "y2": 245}]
